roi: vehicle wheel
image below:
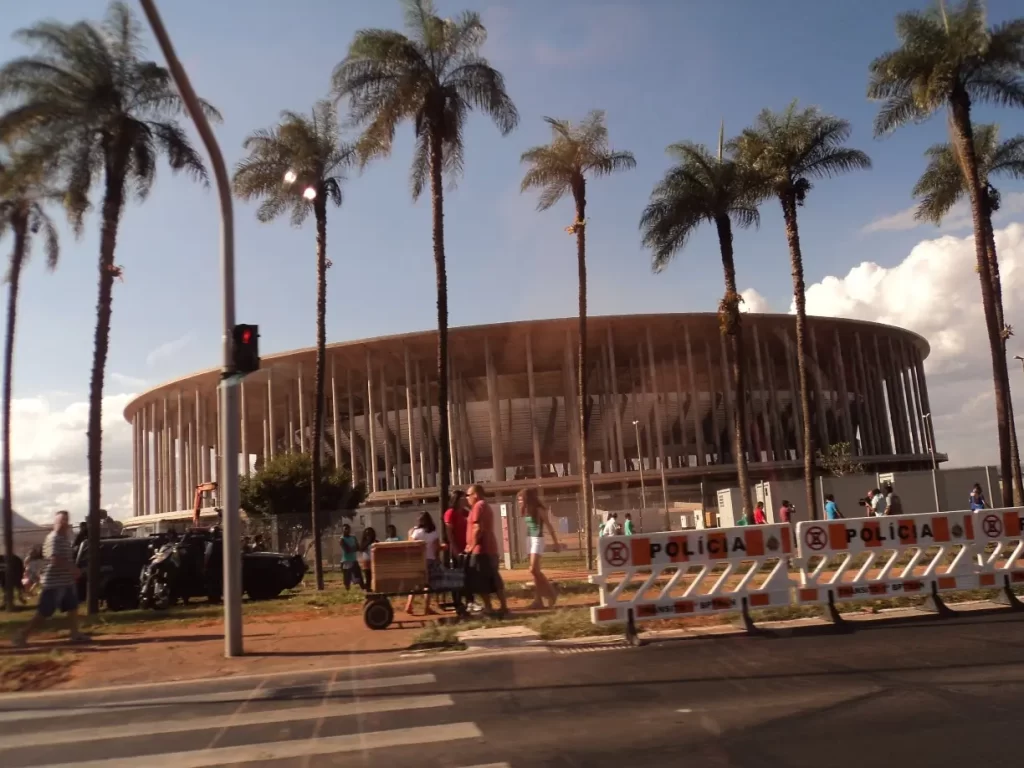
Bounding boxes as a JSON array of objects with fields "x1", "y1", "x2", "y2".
[
  {"x1": 363, "y1": 598, "x2": 394, "y2": 630},
  {"x1": 246, "y1": 585, "x2": 281, "y2": 601},
  {"x1": 105, "y1": 580, "x2": 139, "y2": 612},
  {"x1": 152, "y1": 578, "x2": 171, "y2": 611}
]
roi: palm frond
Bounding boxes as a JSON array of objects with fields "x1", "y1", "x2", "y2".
[
  {"x1": 521, "y1": 111, "x2": 632, "y2": 211},
  {"x1": 335, "y1": 5, "x2": 516, "y2": 197},
  {"x1": 234, "y1": 99, "x2": 351, "y2": 222},
  {"x1": 640, "y1": 140, "x2": 760, "y2": 273}
]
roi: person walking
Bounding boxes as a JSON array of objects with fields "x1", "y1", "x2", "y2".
[
  {"x1": 12, "y1": 510, "x2": 89, "y2": 647},
  {"x1": 753, "y1": 501, "x2": 768, "y2": 525},
  {"x1": 778, "y1": 500, "x2": 794, "y2": 524},
  {"x1": 883, "y1": 483, "x2": 903, "y2": 515},
  {"x1": 384, "y1": 524, "x2": 401, "y2": 542},
  {"x1": 339, "y1": 524, "x2": 363, "y2": 591},
  {"x1": 518, "y1": 487, "x2": 561, "y2": 609},
  {"x1": 969, "y1": 483, "x2": 987, "y2": 511},
  {"x1": 358, "y1": 527, "x2": 377, "y2": 589},
  {"x1": 824, "y1": 494, "x2": 843, "y2": 520},
  {"x1": 623, "y1": 512, "x2": 636, "y2": 536},
  {"x1": 443, "y1": 490, "x2": 469, "y2": 556},
  {"x1": 465, "y1": 484, "x2": 508, "y2": 618},
  {"x1": 406, "y1": 512, "x2": 440, "y2": 616}
]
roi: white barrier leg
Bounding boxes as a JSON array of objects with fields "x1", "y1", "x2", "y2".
[
  {"x1": 740, "y1": 597, "x2": 761, "y2": 635},
  {"x1": 824, "y1": 591, "x2": 847, "y2": 629},
  {"x1": 992, "y1": 575, "x2": 1024, "y2": 611},
  {"x1": 625, "y1": 608, "x2": 642, "y2": 647},
  {"x1": 920, "y1": 582, "x2": 956, "y2": 618}
]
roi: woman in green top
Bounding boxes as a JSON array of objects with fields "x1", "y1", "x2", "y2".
[{"x1": 518, "y1": 487, "x2": 560, "y2": 609}]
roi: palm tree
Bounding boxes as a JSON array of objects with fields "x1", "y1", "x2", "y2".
[
  {"x1": 234, "y1": 101, "x2": 354, "y2": 591},
  {"x1": 0, "y1": 2, "x2": 219, "y2": 613},
  {"x1": 730, "y1": 102, "x2": 870, "y2": 520},
  {"x1": 868, "y1": 0, "x2": 1024, "y2": 506},
  {"x1": 639, "y1": 132, "x2": 759, "y2": 522},
  {"x1": 332, "y1": 0, "x2": 517, "y2": 525},
  {"x1": 520, "y1": 111, "x2": 634, "y2": 565},
  {"x1": 914, "y1": 124, "x2": 1024, "y2": 502},
  {"x1": 0, "y1": 149, "x2": 60, "y2": 611}
]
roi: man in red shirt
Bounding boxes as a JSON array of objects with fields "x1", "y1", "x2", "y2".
[
  {"x1": 443, "y1": 490, "x2": 469, "y2": 554},
  {"x1": 464, "y1": 484, "x2": 507, "y2": 616}
]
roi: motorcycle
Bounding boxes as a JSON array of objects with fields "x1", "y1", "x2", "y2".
[{"x1": 139, "y1": 540, "x2": 181, "y2": 610}]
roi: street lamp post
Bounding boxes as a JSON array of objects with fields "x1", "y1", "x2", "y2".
[
  {"x1": 138, "y1": 0, "x2": 243, "y2": 656},
  {"x1": 632, "y1": 420, "x2": 646, "y2": 528},
  {"x1": 922, "y1": 412, "x2": 940, "y2": 512}
]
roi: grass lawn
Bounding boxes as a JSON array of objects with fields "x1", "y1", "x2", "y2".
[{"x1": 0, "y1": 577, "x2": 372, "y2": 638}]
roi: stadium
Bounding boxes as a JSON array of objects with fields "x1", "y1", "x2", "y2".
[{"x1": 121, "y1": 312, "x2": 941, "y2": 521}]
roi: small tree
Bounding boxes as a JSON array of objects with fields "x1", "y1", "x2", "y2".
[
  {"x1": 239, "y1": 453, "x2": 366, "y2": 521},
  {"x1": 816, "y1": 442, "x2": 865, "y2": 478}
]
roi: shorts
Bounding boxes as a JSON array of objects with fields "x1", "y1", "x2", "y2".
[
  {"x1": 37, "y1": 585, "x2": 78, "y2": 618},
  {"x1": 468, "y1": 553, "x2": 501, "y2": 596},
  {"x1": 529, "y1": 536, "x2": 545, "y2": 556}
]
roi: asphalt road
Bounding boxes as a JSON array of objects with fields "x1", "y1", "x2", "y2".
[{"x1": 3, "y1": 606, "x2": 1024, "y2": 767}]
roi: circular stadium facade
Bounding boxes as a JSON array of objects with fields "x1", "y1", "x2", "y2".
[{"x1": 123, "y1": 313, "x2": 937, "y2": 517}]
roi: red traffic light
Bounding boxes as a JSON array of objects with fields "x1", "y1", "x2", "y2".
[{"x1": 232, "y1": 324, "x2": 260, "y2": 375}]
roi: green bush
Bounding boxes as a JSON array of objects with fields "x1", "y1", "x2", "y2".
[{"x1": 239, "y1": 452, "x2": 366, "y2": 518}]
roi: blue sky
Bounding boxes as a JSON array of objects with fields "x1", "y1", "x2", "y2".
[{"x1": 2, "y1": 0, "x2": 1023, "y2": 399}]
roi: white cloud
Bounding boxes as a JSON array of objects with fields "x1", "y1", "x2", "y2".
[
  {"x1": 800, "y1": 221, "x2": 1024, "y2": 466},
  {"x1": 862, "y1": 192, "x2": 1024, "y2": 235},
  {"x1": 146, "y1": 332, "x2": 192, "y2": 367},
  {"x1": 7, "y1": 392, "x2": 136, "y2": 525},
  {"x1": 739, "y1": 288, "x2": 771, "y2": 314}
]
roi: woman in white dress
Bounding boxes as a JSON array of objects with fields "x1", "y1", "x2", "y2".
[{"x1": 406, "y1": 512, "x2": 439, "y2": 615}]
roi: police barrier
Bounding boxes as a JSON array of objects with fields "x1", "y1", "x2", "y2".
[
  {"x1": 793, "y1": 511, "x2": 977, "y2": 619},
  {"x1": 589, "y1": 524, "x2": 792, "y2": 639},
  {"x1": 972, "y1": 507, "x2": 1024, "y2": 606}
]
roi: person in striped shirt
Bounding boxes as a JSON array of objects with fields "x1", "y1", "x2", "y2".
[{"x1": 11, "y1": 510, "x2": 90, "y2": 647}]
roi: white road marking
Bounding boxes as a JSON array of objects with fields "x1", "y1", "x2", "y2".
[
  {"x1": 677, "y1": 708, "x2": 693, "y2": 713},
  {"x1": 0, "y1": 672, "x2": 437, "y2": 724},
  {"x1": 31, "y1": 722, "x2": 483, "y2": 768},
  {"x1": 457, "y1": 764, "x2": 511, "y2": 768},
  {"x1": 0, "y1": 694, "x2": 454, "y2": 750}
]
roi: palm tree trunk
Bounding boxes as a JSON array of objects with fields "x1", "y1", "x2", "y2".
[
  {"x1": 574, "y1": 185, "x2": 593, "y2": 568},
  {"x1": 2, "y1": 212, "x2": 27, "y2": 612},
  {"x1": 780, "y1": 194, "x2": 817, "y2": 521},
  {"x1": 309, "y1": 196, "x2": 327, "y2": 591},
  {"x1": 87, "y1": 150, "x2": 129, "y2": 615},
  {"x1": 714, "y1": 215, "x2": 752, "y2": 520},
  {"x1": 982, "y1": 197, "x2": 1021, "y2": 504},
  {"x1": 429, "y1": 129, "x2": 450, "y2": 551},
  {"x1": 950, "y1": 95, "x2": 1013, "y2": 507}
]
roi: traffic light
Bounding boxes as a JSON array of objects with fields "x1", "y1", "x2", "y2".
[{"x1": 232, "y1": 324, "x2": 260, "y2": 374}]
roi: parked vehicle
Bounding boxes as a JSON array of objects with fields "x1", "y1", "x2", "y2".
[
  {"x1": 78, "y1": 529, "x2": 305, "y2": 612},
  {"x1": 76, "y1": 535, "x2": 166, "y2": 611}
]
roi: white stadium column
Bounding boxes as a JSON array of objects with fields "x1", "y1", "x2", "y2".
[
  {"x1": 241, "y1": 380, "x2": 249, "y2": 476},
  {"x1": 331, "y1": 358, "x2": 341, "y2": 471},
  {"x1": 267, "y1": 371, "x2": 275, "y2": 460},
  {"x1": 404, "y1": 346, "x2": 418, "y2": 489},
  {"x1": 298, "y1": 364, "x2": 306, "y2": 454}
]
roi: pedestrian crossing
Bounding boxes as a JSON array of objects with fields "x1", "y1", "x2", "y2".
[{"x1": 0, "y1": 671, "x2": 500, "y2": 767}]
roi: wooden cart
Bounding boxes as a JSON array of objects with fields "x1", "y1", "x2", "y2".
[{"x1": 362, "y1": 541, "x2": 467, "y2": 630}]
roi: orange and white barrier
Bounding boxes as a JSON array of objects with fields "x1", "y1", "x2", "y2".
[
  {"x1": 589, "y1": 524, "x2": 793, "y2": 628},
  {"x1": 972, "y1": 507, "x2": 1024, "y2": 591},
  {"x1": 793, "y1": 511, "x2": 977, "y2": 608}
]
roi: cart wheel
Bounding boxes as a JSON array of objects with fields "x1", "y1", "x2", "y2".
[{"x1": 363, "y1": 598, "x2": 394, "y2": 630}]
